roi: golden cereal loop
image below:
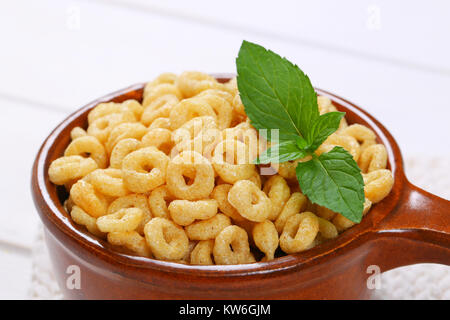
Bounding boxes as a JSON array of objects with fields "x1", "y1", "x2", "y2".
[
  {"x1": 48, "y1": 155, "x2": 98, "y2": 185},
  {"x1": 166, "y1": 151, "x2": 215, "y2": 200},
  {"x1": 185, "y1": 213, "x2": 231, "y2": 240},
  {"x1": 172, "y1": 116, "x2": 217, "y2": 146},
  {"x1": 277, "y1": 156, "x2": 313, "y2": 180},
  {"x1": 144, "y1": 217, "x2": 189, "y2": 261},
  {"x1": 320, "y1": 133, "x2": 361, "y2": 161},
  {"x1": 149, "y1": 117, "x2": 171, "y2": 130},
  {"x1": 70, "y1": 206, "x2": 105, "y2": 238},
  {"x1": 280, "y1": 212, "x2": 319, "y2": 254},
  {"x1": 253, "y1": 220, "x2": 279, "y2": 261},
  {"x1": 148, "y1": 186, "x2": 174, "y2": 219},
  {"x1": 87, "y1": 112, "x2": 136, "y2": 144},
  {"x1": 122, "y1": 147, "x2": 169, "y2": 193},
  {"x1": 274, "y1": 192, "x2": 308, "y2": 233},
  {"x1": 88, "y1": 100, "x2": 140, "y2": 124},
  {"x1": 315, "y1": 204, "x2": 337, "y2": 221},
  {"x1": 108, "y1": 194, "x2": 152, "y2": 234},
  {"x1": 213, "y1": 225, "x2": 255, "y2": 265},
  {"x1": 222, "y1": 124, "x2": 261, "y2": 161},
  {"x1": 168, "y1": 199, "x2": 218, "y2": 226},
  {"x1": 224, "y1": 77, "x2": 238, "y2": 93},
  {"x1": 212, "y1": 139, "x2": 255, "y2": 184},
  {"x1": 70, "y1": 180, "x2": 109, "y2": 218},
  {"x1": 341, "y1": 124, "x2": 376, "y2": 150},
  {"x1": 64, "y1": 135, "x2": 108, "y2": 169},
  {"x1": 363, "y1": 169, "x2": 394, "y2": 203},
  {"x1": 143, "y1": 83, "x2": 182, "y2": 108},
  {"x1": 86, "y1": 168, "x2": 129, "y2": 197},
  {"x1": 228, "y1": 180, "x2": 272, "y2": 222},
  {"x1": 70, "y1": 127, "x2": 87, "y2": 140},
  {"x1": 179, "y1": 241, "x2": 197, "y2": 264},
  {"x1": 211, "y1": 184, "x2": 244, "y2": 222},
  {"x1": 145, "y1": 72, "x2": 178, "y2": 89},
  {"x1": 332, "y1": 198, "x2": 372, "y2": 232},
  {"x1": 109, "y1": 138, "x2": 141, "y2": 169},
  {"x1": 141, "y1": 94, "x2": 179, "y2": 125},
  {"x1": 197, "y1": 88, "x2": 234, "y2": 105},
  {"x1": 141, "y1": 128, "x2": 174, "y2": 155},
  {"x1": 107, "y1": 231, "x2": 151, "y2": 257},
  {"x1": 105, "y1": 122, "x2": 148, "y2": 154},
  {"x1": 97, "y1": 208, "x2": 143, "y2": 233},
  {"x1": 190, "y1": 240, "x2": 215, "y2": 265},
  {"x1": 232, "y1": 94, "x2": 246, "y2": 117},
  {"x1": 359, "y1": 144, "x2": 388, "y2": 173},
  {"x1": 317, "y1": 217, "x2": 338, "y2": 239},
  {"x1": 263, "y1": 175, "x2": 291, "y2": 220},
  {"x1": 176, "y1": 71, "x2": 219, "y2": 98},
  {"x1": 169, "y1": 97, "x2": 217, "y2": 130},
  {"x1": 195, "y1": 92, "x2": 233, "y2": 129}
]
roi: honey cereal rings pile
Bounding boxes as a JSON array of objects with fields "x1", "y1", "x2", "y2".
[{"x1": 48, "y1": 72, "x2": 394, "y2": 265}]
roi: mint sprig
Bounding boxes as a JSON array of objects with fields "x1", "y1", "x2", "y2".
[{"x1": 236, "y1": 40, "x2": 365, "y2": 223}]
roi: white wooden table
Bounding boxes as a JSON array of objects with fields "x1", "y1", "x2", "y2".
[{"x1": 0, "y1": 0, "x2": 449, "y2": 299}]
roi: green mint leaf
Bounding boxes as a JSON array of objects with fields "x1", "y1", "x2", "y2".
[
  {"x1": 295, "y1": 147, "x2": 365, "y2": 222},
  {"x1": 307, "y1": 111, "x2": 345, "y2": 151},
  {"x1": 255, "y1": 140, "x2": 308, "y2": 164},
  {"x1": 236, "y1": 40, "x2": 319, "y2": 141}
]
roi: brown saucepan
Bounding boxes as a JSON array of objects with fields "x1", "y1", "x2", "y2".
[{"x1": 31, "y1": 75, "x2": 450, "y2": 299}]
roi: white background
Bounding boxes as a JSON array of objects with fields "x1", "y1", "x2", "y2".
[{"x1": 0, "y1": 0, "x2": 449, "y2": 299}]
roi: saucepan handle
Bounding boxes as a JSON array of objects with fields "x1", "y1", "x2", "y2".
[{"x1": 372, "y1": 180, "x2": 450, "y2": 270}]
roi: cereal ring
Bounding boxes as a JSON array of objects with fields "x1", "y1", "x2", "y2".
[
  {"x1": 332, "y1": 198, "x2": 372, "y2": 232},
  {"x1": 213, "y1": 225, "x2": 255, "y2": 265},
  {"x1": 185, "y1": 213, "x2": 231, "y2": 240},
  {"x1": 70, "y1": 206, "x2": 105, "y2": 238},
  {"x1": 253, "y1": 220, "x2": 279, "y2": 261},
  {"x1": 169, "y1": 97, "x2": 216, "y2": 129},
  {"x1": 87, "y1": 112, "x2": 137, "y2": 144},
  {"x1": 363, "y1": 169, "x2": 394, "y2": 203},
  {"x1": 109, "y1": 138, "x2": 141, "y2": 169},
  {"x1": 211, "y1": 184, "x2": 244, "y2": 222},
  {"x1": 279, "y1": 212, "x2": 319, "y2": 254},
  {"x1": 359, "y1": 144, "x2": 388, "y2": 173},
  {"x1": 228, "y1": 180, "x2": 272, "y2": 222},
  {"x1": 166, "y1": 151, "x2": 215, "y2": 200},
  {"x1": 315, "y1": 204, "x2": 337, "y2": 221},
  {"x1": 190, "y1": 240, "x2": 215, "y2": 265},
  {"x1": 105, "y1": 122, "x2": 147, "y2": 154},
  {"x1": 320, "y1": 133, "x2": 361, "y2": 161},
  {"x1": 70, "y1": 180, "x2": 109, "y2": 218},
  {"x1": 108, "y1": 194, "x2": 152, "y2": 234},
  {"x1": 70, "y1": 127, "x2": 87, "y2": 140},
  {"x1": 121, "y1": 100, "x2": 144, "y2": 121},
  {"x1": 107, "y1": 231, "x2": 151, "y2": 257},
  {"x1": 317, "y1": 217, "x2": 338, "y2": 239},
  {"x1": 263, "y1": 175, "x2": 291, "y2": 220},
  {"x1": 122, "y1": 147, "x2": 169, "y2": 193},
  {"x1": 141, "y1": 128, "x2": 174, "y2": 155},
  {"x1": 145, "y1": 72, "x2": 177, "y2": 88},
  {"x1": 64, "y1": 135, "x2": 108, "y2": 168},
  {"x1": 195, "y1": 92, "x2": 232, "y2": 129},
  {"x1": 148, "y1": 186, "x2": 174, "y2": 219},
  {"x1": 172, "y1": 116, "x2": 217, "y2": 146},
  {"x1": 176, "y1": 71, "x2": 219, "y2": 98},
  {"x1": 48, "y1": 155, "x2": 98, "y2": 185},
  {"x1": 149, "y1": 117, "x2": 171, "y2": 130},
  {"x1": 222, "y1": 124, "x2": 261, "y2": 161},
  {"x1": 168, "y1": 199, "x2": 218, "y2": 226},
  {"x1": 274, "y1": 192, "x2": 308, "y2": 233},
  {"x1": 141, "y1": 94, "x2": 179, "y2": 125},
  {"x1": 341, "y1": 124, "x2": 376, "y2": 150},
  {"x1": 86, "y1": 168, "x2": 129, "y2": 197},
  {"x1": 144, "y1": 217, "x2": 189, "y2": 261},
  {"x1": 87, "y1": 102, "x2": 136, "y2": 125},
  {"x1": 143, "y1": 83, "x2": 182, "y2": 107},
  {"x1": 197, "y1": 88, "x2": 234, "y2": 105},
  {"x1": 96, "y1": 208, "x2": 143, "y2": 233},
  {"x1": 232, "y1": 94, "x2": 246, "y2": 117},
  {"x1": 212, "y1": 140, "x2": 255, "y2": 184}
]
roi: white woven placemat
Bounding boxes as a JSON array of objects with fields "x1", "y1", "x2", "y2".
[{"x1": 28, "y1": 157, "x2": 450, "y2": 300}]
